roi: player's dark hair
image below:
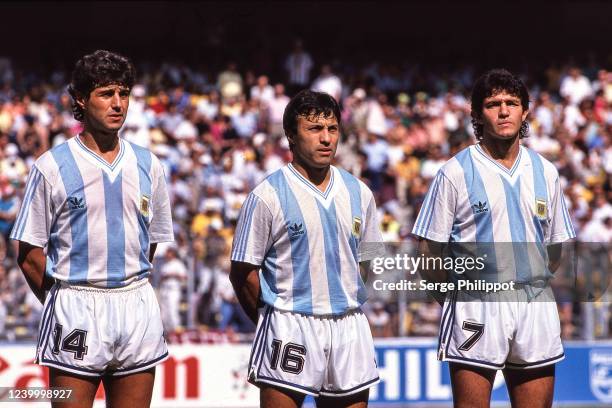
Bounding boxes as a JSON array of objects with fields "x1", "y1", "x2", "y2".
[
  {"x1": 68, "y1": 50, "x2": 136, "y2": 122},
  {"x1": 471, "y1": 69, "x2": 530, "y2": 140},
  {"x1": 283, "y1": 90, "x2": 341, "y2": 143}
]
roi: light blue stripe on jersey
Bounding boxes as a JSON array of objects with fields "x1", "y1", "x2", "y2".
[
  {"x1": 456, "y1": 149, "x2": 497, "y2": 282},
  {"x1": 456, "y1": 149, "x2": 494, "y2": 242},
  {"x1": 103, "y1": 172, "x2": 125, "y2": 286},
  {"x1": 560, "y1": 187, "x2": 576, "y2": 238},
  {"x1": 12, "y1": 167, "x2": 43, "y2": 240},
  {"x1": 268, "y1": 171, "x2": 312, "y2": 314},
  {"x1": 234, "y1": 194, "x2": 258, "y2": 261},
  {"x1": 51, "y1": 143, "x2": 89, "y2": 282},
  {"x1": 500, "y1": 177, "x2": 532, "y2": 282},
  {"x1": 133, "y1": 145, "x2": 152, "y2": 273},
  {"x1": 339, "y1": 169, "x2": 367, "y2": 304},
  {"x1": 260, "y1": 245, "x2": 278, "y2": 305},
  {"x1": 527, "y1": 149, "x2": 548, "y2": 264},
  {"x1": 316, "y1": 201, "x2": 349, "y2": 314},
  {"x1": 413, "y1": 172, "x2": 441, "y2": 237}
]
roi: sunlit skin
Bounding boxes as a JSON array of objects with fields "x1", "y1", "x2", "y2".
[
  {"x1": 76, "y1": 84, "x2": 130, "y2": 163},
  {"x1": 288, "y1": 113, "x2": 339, "y2": 192},
  {"x1": 477, "y1": 90, "x2": 528, "y2": 170}
]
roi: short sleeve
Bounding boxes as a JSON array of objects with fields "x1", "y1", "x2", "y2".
[
  {"x1": 411, "y1": 170, "x2": 457, "y2": 242},
  {"x1": 230, "y1": 193, "x2": 273, "y2": 266},
  {"x1": 149, "y1": 161, "x2": 174, "y2": 243},
  {"x1": 10, "y1": 166, "x2": 53, "y2": 248},
  {"x1": 549, "y1": 177, "x2": 576, "y2": 243},
  {"x1": 358, "y1": 194, "x2": 386, "y2": 262}
]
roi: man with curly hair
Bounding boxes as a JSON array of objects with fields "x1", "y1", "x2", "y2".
[
  {"x1": 412, "y1": 69, "x2": 575, "y2": 407},
  {"x1": 11, "y1": 50, "x2": 173, "y2": 407}
]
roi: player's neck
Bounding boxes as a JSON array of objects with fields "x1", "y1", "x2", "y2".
[
  {"x1": 290, "y1": 161, "x2": 332, "y2": 193},
  {"x1": 479, "y1": 136, "x2": 521, "y2": 170},
  {"x1": 78, "y1": 130, "x2": 121, "y2": 164}
]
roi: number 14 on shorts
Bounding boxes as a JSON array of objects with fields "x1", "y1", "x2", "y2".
[{"x1": 52, "y1": 324, "x2": 89, "y2": 360}]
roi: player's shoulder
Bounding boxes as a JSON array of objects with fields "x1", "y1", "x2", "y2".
[
  {"x1": 435, "y1": 145, "x2": 473, "y2": 184},
  {"x1": 249, "y1": 167, "x2": 286, "y2": 205},
  {"x1": 32, "y1": 138, "x2": 77, "y2": 180},
  {"x1": 522, "y1": 146, "x2": 560, "y2": 180}
]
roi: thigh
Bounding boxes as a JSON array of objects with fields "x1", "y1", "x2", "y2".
[
  {"x1": 248, "y1": 306, "x2": 327, "y2": 396},
  {"x1": 322, "y1": 311, "x2": 379, "y2": 397},
  {"x1": 316, "y1": 389, "x2": 369, "y2": 408},
  {"x1": 49, "y1": 367, "x2": 100, "y2": 408},
  {"x1": 449, "y1": 362, "x2": 497, "y2": 408},
  {"x1": 503, "y1": 364, "x2": 555, "y2": 408},
  {"x1": 260, "y1": 384, "x2": 305, "y2": 408},
  {"x1": 102, "y1": 367, "x2": 156, "y2": 408}
]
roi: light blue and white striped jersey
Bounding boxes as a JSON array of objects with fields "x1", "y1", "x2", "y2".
[
  {"x1": 10, "y1": 136, "x2": 174, "y2": 288},
  {"x1": 412, "y1": 144, "x2": 576, "y2": 283},
  {"x1": 231, "y1": 164, "x2": 385, "y2": 316}
]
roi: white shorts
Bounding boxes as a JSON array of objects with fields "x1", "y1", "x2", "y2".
[
  {"x1": 438, "y1": 287, "x2": 564, "y2": 370},
  {"x1": 36, "y1": 279, "x2": 168, "y2": 377},
  {"x1": 248, "y1": 305, "x2": 379, "y2": 397}
]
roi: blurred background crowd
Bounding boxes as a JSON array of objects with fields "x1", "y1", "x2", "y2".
[{"x1": 0, "y1": 41, "x2": 610, "y2": 343}]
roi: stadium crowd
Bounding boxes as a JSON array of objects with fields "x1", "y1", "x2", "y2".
[{"x1": 0, "y1": 50, "x2": 610, "y2": 343}]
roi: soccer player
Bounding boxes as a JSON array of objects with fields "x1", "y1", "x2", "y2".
[
  {"x1": 11, "y1": 50, "x2": 173, "y2": 408},
  {"x1": 230, "y1": 90, "x2": 385, "y2": 408},
  {"x1": 412, "y1": 69, "x2": 575, "y2": 408}
]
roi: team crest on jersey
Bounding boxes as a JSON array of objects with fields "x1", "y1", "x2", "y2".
[
  {"x1": 140, "y1": 195, "x2": 150, "y2": 217},
  {"x1": 288, "y1": 222, "x2": 304, "y2": 239},
  {"x1": 67, "y1": 196, "x2": 86, "y2": 210},
  {"x1": 352, "y1": 217, "x2": 362, "y2": 238},
  {"x1": 535, "y1": 199, "x2": 547, "y2": 219}
]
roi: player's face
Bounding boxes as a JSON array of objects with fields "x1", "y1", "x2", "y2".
[
  {"x1": 290, "y1": 113, "x2": 339, "y2": 169},
  {"x1": 479, "y1": 91, "x2": 528, "y2": 141},
  {"x1": 79, "y1": 84, "x2": 130, "y2": 133}
]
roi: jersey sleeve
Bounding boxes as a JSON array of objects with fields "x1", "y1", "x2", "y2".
[
  {"x1": 9, "y1": 165, "x2": 53, "y2": 248},
  {"x1": 149, "y1": 160, "x2": 174, "y2": 243},
  {"x1": 411, "y1": 170, "x2": 457, "y2": 242},
  {"x1": 549, "y1": 177, "x2": 576, "y2": 243},
  {"x1": 230, "y1": 192, "x2": 273, "y2": 266},
  {"x1": 358, "y1": 194, "x2": 386, "y2": 262}
]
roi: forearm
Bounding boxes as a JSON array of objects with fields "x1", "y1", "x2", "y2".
[
  {"x1": 16, "y1": 241, "x2": 48, "y2": 303},
  {"x1": 417, "y1": 238, "x2": 448, "y2": 305},
  {"x1": 230, "y1": 263, "x2": 261, "y2": 324}
]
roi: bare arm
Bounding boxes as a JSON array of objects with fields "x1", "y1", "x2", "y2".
[
  {"x1": 16, "y1": 241, "x2": 51, "y2": 304},
  {"x1": 149, "y1": 243, "x2": 158, "y2": 263},
  {"x1": 547, "y1": 243, "x2": 562, "y2": 273},
  {"x1": 229, "y1": 261, "x2": 261, "y2": 324},
  {"x1": 417, "y1": 238, "x2": 448, "y2": 306}
]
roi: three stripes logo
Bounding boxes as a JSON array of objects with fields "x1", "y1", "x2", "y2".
[
  {"x1": 288, "y1": 222, "x2": 304, "y2": 238},
  {"x1": 67, "y1": 196, "x2": 85, "y2": 210},
  {"x1": 472, "y1": 201, "x2": 488, "y2": 214}
]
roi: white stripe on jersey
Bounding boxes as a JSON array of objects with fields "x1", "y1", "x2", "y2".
[
  {"x1": 231, "y1": 164, "x2": 384, "y2": 316},
  {"x1": 10, "y1": 137, "x2": 174, "y2": 287},
  {"x1": 412, "y1": 144, "x2": 575, "y2": 283}
]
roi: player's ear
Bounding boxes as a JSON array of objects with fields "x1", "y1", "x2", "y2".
[
  {"x1": 75, "y1": 92, "x2": 87, "y2": 110},
  {"x1": 521, "y1": 109, "x2": 529, "y2": 122}
]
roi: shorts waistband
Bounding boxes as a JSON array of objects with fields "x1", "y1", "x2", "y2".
[{"x1": 58, "y1": 278, "x2": 149, "y2": 293}]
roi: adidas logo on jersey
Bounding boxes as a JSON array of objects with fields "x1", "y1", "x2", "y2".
[
  {"x1": 472, "y1": 201, "x2": 488, "y2": 214},
  {"x1": 67, "y1": 196, "x2": 86, "y2": 210},
  {"x1": 289, "y1": 222, "x2": 304, "y2": 238}
]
